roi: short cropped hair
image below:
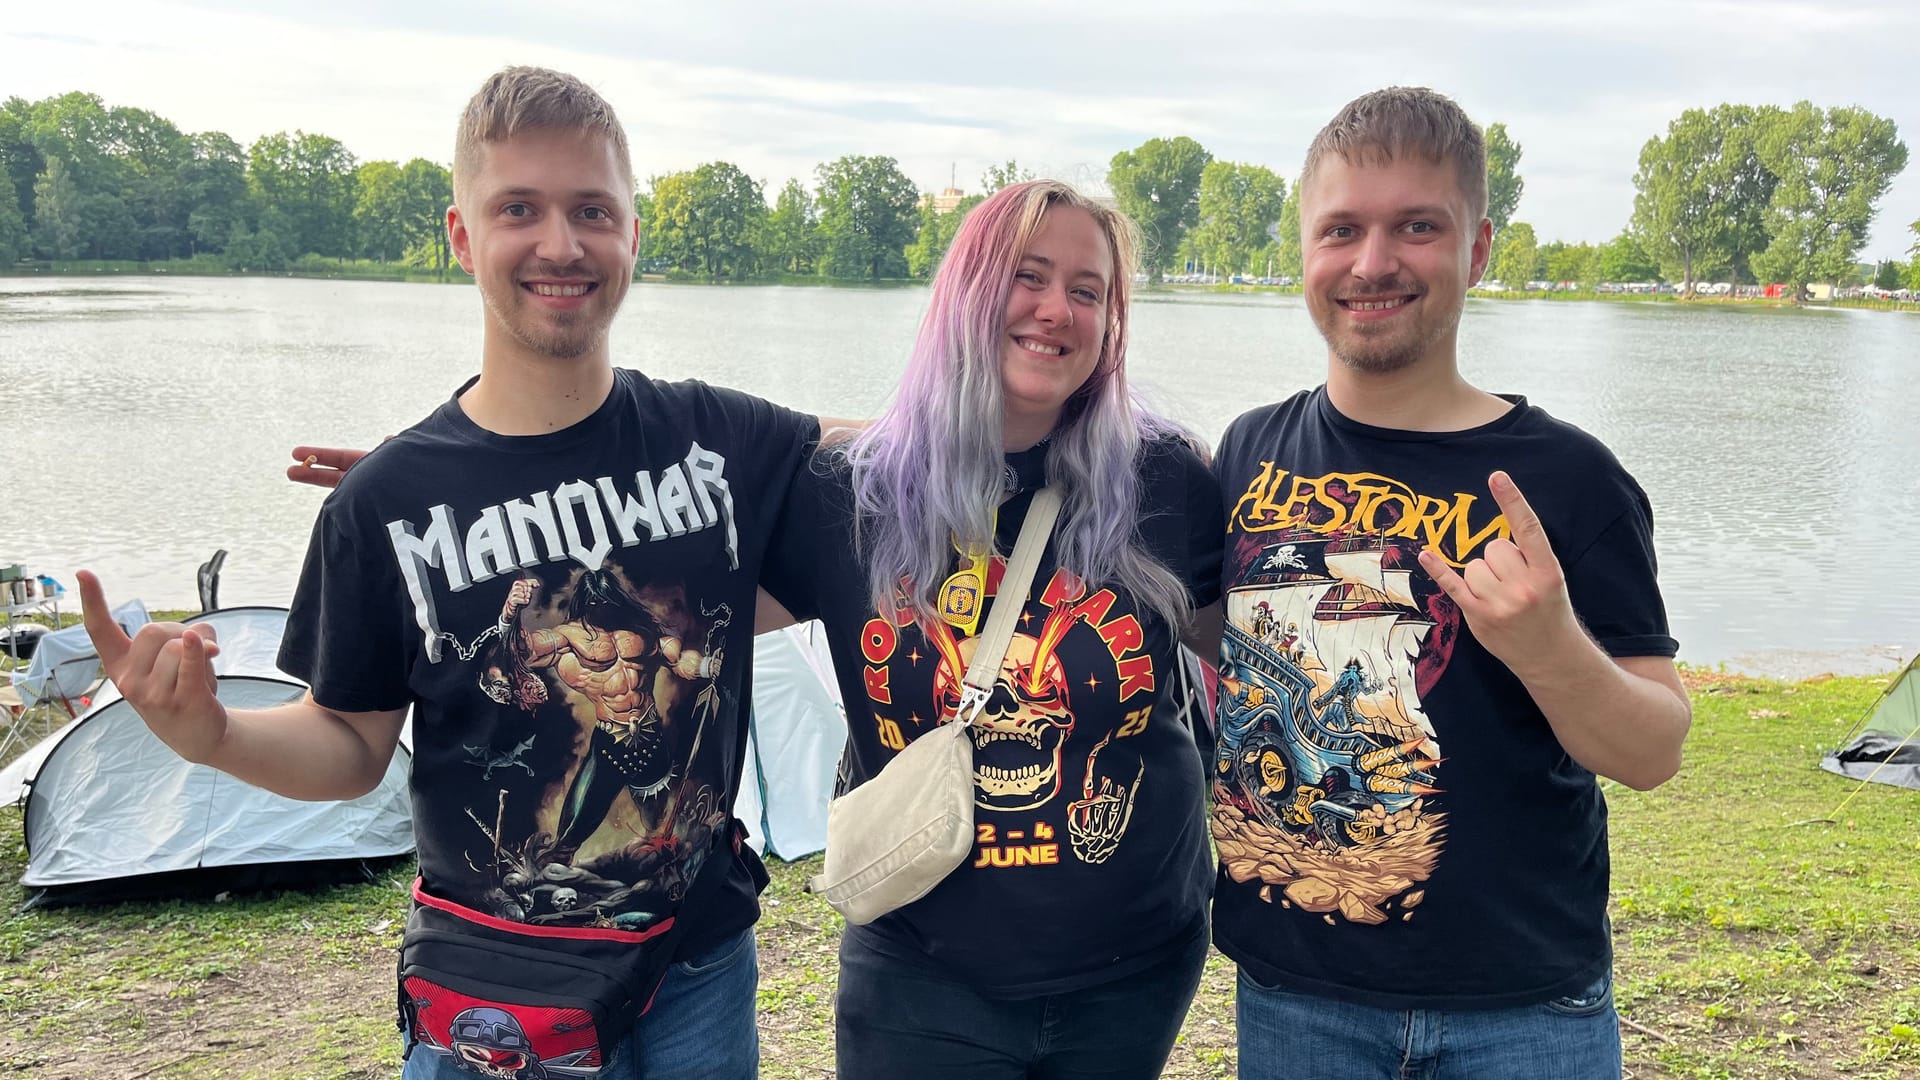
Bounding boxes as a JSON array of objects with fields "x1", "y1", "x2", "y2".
[
  {"x1": 452, "y1": 66, "x2": 633, "y2": 204},
  {"x1": 1300, "y1": 87, "x2": 1488, "y2": 223}
]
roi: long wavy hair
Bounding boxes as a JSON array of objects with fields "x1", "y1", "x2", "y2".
[{"x1": 838, "y1": 179, "x2": 1196, "y2": 632}]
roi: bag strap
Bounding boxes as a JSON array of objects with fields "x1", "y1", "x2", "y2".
[{"x1": 957, "y1": 485, "x2": 1062, "y2": 725}]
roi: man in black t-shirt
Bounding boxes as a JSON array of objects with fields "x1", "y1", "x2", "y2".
[
  {"x1": 1214, "y1": 87, "x2": 1692, "y2": 1080},
  {"x1": 79, "y1": 68, "x2": 817, "y2": 1080}
]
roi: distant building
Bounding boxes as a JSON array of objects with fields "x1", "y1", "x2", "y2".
[{"x1": 919, "y1": 187, "x2": 969, "y2": 214}]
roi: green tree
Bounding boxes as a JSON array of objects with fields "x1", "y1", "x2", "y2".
[
  {"x1": 1751, "y1": 102, "x2": 1907, "y2": 297},
  {"x1": 1540, "y1": 240, "x2": 1600, "y2": 288},
  {"x1": 31, "y1": 155, "x2": 83, "y2": 259},
  {"x1": 353, "y1": 160, "x2": 410, "y2": 261},
  {"x1": 980, "y1": 159, "x2": 1033, "y2": 193},
  {"x1": 1631, "y1": 105, "x2": 1777, "y2": 295},
  {"x1": 249, "y1": 130, "x2": 358, "y2": 258},
  {"x1": 1487, "y1": 222, "x2": 1540, "y2": 286},
  {"x1": 0, "y1": 99, "x2": 43, "y2": 228},
  {"x1": 650, "y1": 161, "x2": 767, "y2": 278},
  {"x1": 760, "y1": 178, "x2": 820, "y2": 274},
  {"x1": 1910, "y1": 219, "x2": 1920, "y2": 291},
  {"x1": 1107, "y1": 136, "x2": 1212, "y2": 280},
  {"x1": 1485, "y1": 122, "x2": 1524, "y2": 231},
  {"x1": 815, "y1": 155, "x2": 918, "y2": 280},
  {"x1": 400, "y1": 158, "x2": 453, "y2": 274},
  {"x1": 0, "y1": 181, "x2": 26, "y2": 263},
  {"x1": 1597, "y1": 230, "x2": 1660, "y2": 283},
  {"x1": 180, "y1": 131, "x2": 249, "y2": 254},
  {"x1": 1190, "y1": 161, "x2": 1285, "y2": 277},
  {"x1": 905, "y1": 193, "x2": 984, "y2": 278},
  {"x1": 1872, "y1": 260, "x2": 1903, "y2": 291},
  {"x1": 1272, "y1": 184, "x2": 1303, "y2": 279}
]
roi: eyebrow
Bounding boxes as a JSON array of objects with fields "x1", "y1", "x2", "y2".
[
  {"x1": 1316, "y1": 203, "x2": 1455, "y2": 222},
  {"x1": 493, "y1": 186, "x2": 621, "y2": 202},
  {"x1": 1021, "y1": 253, "x2": 1110, "y2": 286}
]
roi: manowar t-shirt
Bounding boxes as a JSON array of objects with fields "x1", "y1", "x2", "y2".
[
  {"x1": 765, "y1": 436, "x2": 1224, "y2": 996},
  {"x1": 1209, "y1": 387, "x2": 1677, "y2": 1010},
  {"x1": 279, "y1": 370, "x2": 816, "y2": 956}
]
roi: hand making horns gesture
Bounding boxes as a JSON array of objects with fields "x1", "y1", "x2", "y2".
[
  {"x1": 1415, "y1": 471, "x2": 1577, "y2": 673},
  {"x1": 77, "y1": 570, "x2": 227, "y2": 763}
]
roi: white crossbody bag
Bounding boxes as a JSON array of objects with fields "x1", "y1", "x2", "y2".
[{"x1": 810, "y1": 486, "x2": 1063, "y2": 925}]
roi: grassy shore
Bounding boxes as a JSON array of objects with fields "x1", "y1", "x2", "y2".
[{"x1": 3, "y1": 664, "x2": 1915, "y2": 1078}]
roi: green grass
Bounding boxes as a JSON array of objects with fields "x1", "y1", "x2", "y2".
[{"x1": 3, "y1": 668, "x2": 1913, "y2": 1077}]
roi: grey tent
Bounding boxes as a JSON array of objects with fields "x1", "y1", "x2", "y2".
[
  {"x1": 12, "y1": 606, "x2": 414, "y2": 906},
  {"x1": 1822, "y1": 654, "x2": 1920, "y2": 791}
]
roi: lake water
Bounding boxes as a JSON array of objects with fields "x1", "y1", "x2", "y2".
[{"x1": 2, "y1": 276, "x2": 1915, "y2": 676}]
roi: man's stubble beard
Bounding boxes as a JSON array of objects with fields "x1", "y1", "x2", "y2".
[{"x1": 483, "y1": 279, "x2": 614, "y2": 361}]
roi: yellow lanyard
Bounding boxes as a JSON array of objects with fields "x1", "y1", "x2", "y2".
[{"x1": 935, "y1": 509, "x2": 996, "y2": 636}]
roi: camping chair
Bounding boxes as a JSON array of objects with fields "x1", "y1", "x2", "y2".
[
  {"x1": 197, "y1": 549, "x2": 227, "y2": 613},
  {"x1": 0, "y1": 601, "x2": 149, "y2": 763}
]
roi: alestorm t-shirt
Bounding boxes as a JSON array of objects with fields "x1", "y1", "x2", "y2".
[
  {"x1": 1209, "y1": 387, "x2": 1676, "y2": 1010},
  {"x1": 765, "y1": 436, "x2": 1223, "y2": 996},
  {"x1": 279, "y1": 370, "x2": 817, "y2": 956}
]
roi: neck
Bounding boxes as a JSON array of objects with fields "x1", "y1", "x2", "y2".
[
  {"x1": 1002, "y1": 407, "x2": 1059, "y2": 452},
  {"x1": 1324, "y1": 351, "x2": 1509, "y2": 432},
  {"x1": 460, "y1": 328, "x2": 616, "y2": 436}
]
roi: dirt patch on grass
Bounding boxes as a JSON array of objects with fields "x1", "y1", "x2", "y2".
[{"x1": 2, "y1": 935, "x2": 396, "y2": 1079}]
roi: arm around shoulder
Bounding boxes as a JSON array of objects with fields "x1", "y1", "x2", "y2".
[{"x1": 208, "y1": 694, "x2": 409, "y2": 801}]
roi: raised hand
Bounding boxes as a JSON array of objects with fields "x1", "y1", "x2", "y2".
[
  {"x1": 287, "y1": 445, "x2": 371, "y2": 489},
  {"x1": 1415, "y1": 471, "x2": 1579, "y2": 676},
  {"x1": 77, "y1": 570, "x2": 227, "y2": 763}
]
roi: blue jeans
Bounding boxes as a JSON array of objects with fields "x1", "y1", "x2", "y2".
[
  {"x1": 402, "y1": 928, "x2": 759, "y2": 1080},
  {"x1": 833, "y1": 922, "x2": 1209, "y2": 1079},
  {"x1": 1235, "y1": 966, "x2": 1622, "y2": 1080}
]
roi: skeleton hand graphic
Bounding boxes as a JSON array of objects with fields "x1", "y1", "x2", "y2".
[{"x1": 1067, "y1": 732, "x2": 1145, "y2": 864}]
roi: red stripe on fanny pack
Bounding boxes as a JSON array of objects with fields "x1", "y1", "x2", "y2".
[{"x1": 412, "y1": 878, "x2": 676, "y2": 944}]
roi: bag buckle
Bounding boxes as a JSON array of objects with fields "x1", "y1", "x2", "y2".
[{"x1": 957, "y1": 684, "x2": 991, "y2": 726}]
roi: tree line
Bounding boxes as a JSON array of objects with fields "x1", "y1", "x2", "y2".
[{"x1": 1, "y1": 90, "x2": 1913, "y2": 296}]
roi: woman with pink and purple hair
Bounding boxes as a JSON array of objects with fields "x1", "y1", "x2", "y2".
[{"x1": 762, "y1": 179, "x2": 1224, "y2": 1079}]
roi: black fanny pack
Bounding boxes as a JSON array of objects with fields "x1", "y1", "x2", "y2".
[{"x1": 397, "y1": 828, "x2": 737, "y2": 1077}]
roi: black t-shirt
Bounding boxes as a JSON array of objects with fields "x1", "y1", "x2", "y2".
[
  {"x1": 1209, "y1": 387, "x2": 1677, "y2": 1010},
  {"x1": 278, "y1": 369, "x2": 817, "y2": 958},
  {"x1": 764, "y1": 436, "x2": 1224, "y2": 996}
]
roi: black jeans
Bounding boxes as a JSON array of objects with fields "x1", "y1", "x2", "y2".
[{"x1": 834, "y1": 921, "x2": 1209, "y2": 1080}]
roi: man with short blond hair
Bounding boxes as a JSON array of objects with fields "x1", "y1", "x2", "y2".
[
  {"x1": 83, "y1": 66, "x2": 817, "y2": 1079},
  {"x1": 1209, "y1": 86, "x2": 1690, "y2": 1079}
]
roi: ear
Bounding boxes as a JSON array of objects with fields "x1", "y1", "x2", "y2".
[
  {"x1": 1467, "y1": 216, "x2": 1493, "y2": 287},
  {"x1": 448, "y1": 204, "x2": 475, "y2": 275},
  {"x1": 629, "y1": 214, "x2": 640, "y2": 257}
]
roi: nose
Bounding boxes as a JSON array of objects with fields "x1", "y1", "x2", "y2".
[
  {"x1": 534, "y1": 213, "x2": 584, "y2": 265},
  {"x1": 1033, "y1": 283, "x2": 1074, "y2": 328},
  {"x1": 1351, "y1": 229, "x2": 1399, "y2": 283}
]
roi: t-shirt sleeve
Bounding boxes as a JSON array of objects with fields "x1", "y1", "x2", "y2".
[
  {"x1": 1560, "y1": 481, "x2": 1679, "y2": 659},
  {"x1": 1180, "y1": 446, "x2": 1226, "y2": 609},
  {"x1": 759, "y1": 455, "x2": 838, "y2": 622},
  {"x1": 277, "y1": 501, "x2": 416, "y2": 713}
]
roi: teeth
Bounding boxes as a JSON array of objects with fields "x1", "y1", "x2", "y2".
[
  {"x1": 531, "y1": 283, "x2": 590, "y2": 297},
  {"x1": 1348, "y1": 298, "x2": 1407, "y2": 312},
  {"x1": 1018, "y1": 339, "x2": 1063, "y2": 356}
]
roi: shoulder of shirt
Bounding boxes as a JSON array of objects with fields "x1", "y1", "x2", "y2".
[
  {"x1": 633, "y1": 369, "x2": 784, "y2": 415},
  {"x1": 1220, "y1": 389, "x2": 1316, "y2": 447},
  {"x1": 1507, "y1": 401, "x2": 1638, "y2": 483}
]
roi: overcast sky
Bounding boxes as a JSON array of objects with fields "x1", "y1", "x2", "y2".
[{"x1": 7, "y1": 0, "x2": 1917, "y2": 260}]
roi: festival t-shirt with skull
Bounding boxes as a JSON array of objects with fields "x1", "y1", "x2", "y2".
[
  {"x1": 279, "y1": 370, "x2": 817, "y2": 958},
  {"x1": 762, "y1": 436, "x2": 1223, "y2": 996},
  {"x1": 1209, "y1": 387, "x2": 1677, "y2": 1010}
]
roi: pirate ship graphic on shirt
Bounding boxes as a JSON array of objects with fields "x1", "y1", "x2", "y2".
[{"x1": 1212, "y1": 528, "x2": 1456, "y2": 926}]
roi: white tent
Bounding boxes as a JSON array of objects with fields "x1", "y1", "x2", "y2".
[
  {"x1": 11, "y1": 605, "x2": 414, "y2": 905},
  {"x1": 736, "y1": 622, "x2": 847, "y2": 860}
]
